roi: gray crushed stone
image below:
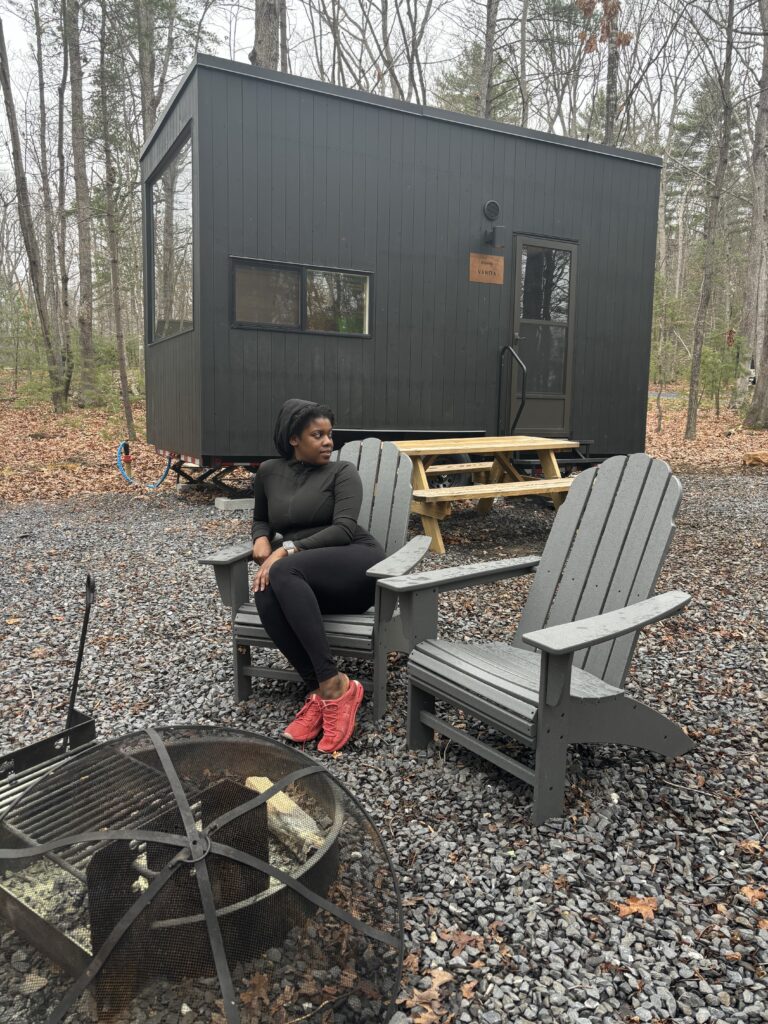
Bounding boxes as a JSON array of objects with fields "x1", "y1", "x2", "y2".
[{"x1": 0, "y1": 473, "x2": 766, "y2": 1022}]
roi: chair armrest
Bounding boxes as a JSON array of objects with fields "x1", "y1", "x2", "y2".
[
  {"x1": 198, "y1": 542, "x2": 253, "y2": 567},
  {"x1": 367, "y1": 536, "x2": 432, "y2": 579},
  {"x1": 522, "y1": 590, "x2": 691, "y2": 656},
  {"x1": 377, "y1": 556, "x2": 540, "y2": 594}
]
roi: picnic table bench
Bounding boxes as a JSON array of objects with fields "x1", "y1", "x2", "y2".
[{"x1": 393, "y1": 435, "x2": 582, "y2": 553}]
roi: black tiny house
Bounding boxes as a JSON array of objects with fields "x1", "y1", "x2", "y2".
[{"x1": 141, "y1": 54, "x2": 660, "y2": 464}]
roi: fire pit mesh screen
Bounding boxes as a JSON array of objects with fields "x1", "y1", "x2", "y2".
[{"x1": 0, "y1": 726, "x2": 403, "y2": 1024}]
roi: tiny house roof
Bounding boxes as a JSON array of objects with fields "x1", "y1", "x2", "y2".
[{"x1": 141, "y1": 54, "x2": 662, "y2": 170}]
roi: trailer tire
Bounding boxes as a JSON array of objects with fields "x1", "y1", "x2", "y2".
[{"x1": 430, "y1": 454, "x2": 473, "y2": 489}]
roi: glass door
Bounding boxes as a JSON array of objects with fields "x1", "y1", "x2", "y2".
[{"x1": 510, "y1": 236, "x2": 576, "y2": 435}]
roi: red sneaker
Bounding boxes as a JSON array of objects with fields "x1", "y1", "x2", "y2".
[
  {"x1": 283, "y1": 694, "x2": 324, "y2": 742},
  {"x1": 317, "y1": 680, "x2": 364, "y2": 753}
]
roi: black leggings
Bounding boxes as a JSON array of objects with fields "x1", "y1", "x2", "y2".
[{"x1": 254, "y1": 537, "x2": 385, "y2": 687}]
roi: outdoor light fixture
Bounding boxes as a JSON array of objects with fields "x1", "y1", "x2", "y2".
[
  {"x1": 483, "y1": 199, "x2": 501, "y2": 220},
  {"x1": 483, "y1": 199, "x2": 504, "y2": 246}
]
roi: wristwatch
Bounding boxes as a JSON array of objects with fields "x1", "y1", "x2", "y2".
[{"x1": 282, "y1": 540, "x2": 297, "y2": 555}]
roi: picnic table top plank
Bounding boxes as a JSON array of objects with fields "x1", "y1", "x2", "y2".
[{"x1": 394, "y1": 435, "x2": 582, "y2": 456}]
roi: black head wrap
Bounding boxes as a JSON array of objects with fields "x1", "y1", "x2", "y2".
[{"x1": 273, "y1": 398, "x2": 324, "y2": 459}]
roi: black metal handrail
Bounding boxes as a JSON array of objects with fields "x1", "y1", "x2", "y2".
[{"x1": 497, "y1": 338, "x2": 527, "y2": 434}]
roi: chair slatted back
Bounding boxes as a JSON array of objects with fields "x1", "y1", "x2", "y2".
[
  {"x1": 332, "y1": 439, "x2": 413, "y2": 555},
  {"x1": 514, "y1": 454, "x2": 682, "y2": 686}
]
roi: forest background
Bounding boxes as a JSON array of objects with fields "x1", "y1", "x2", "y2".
[{"x1": 1, "y1": 0, "x2": 768, "y2": 448}]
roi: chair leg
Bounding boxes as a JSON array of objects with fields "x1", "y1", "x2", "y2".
[
  {"x1": 531, "y1": 713, "x2": 569, "y2": 824},
  {"x1": 372, "y1": 642, "x2": 388, "y2": 722},
  {"x1": 531, "y1": 652, "x2": 571, "y2": 824},
  {"x1": 407, "y1": 681, "x2": 435, "y2": 750},
  {"x1": 233, "y1": 641, "x2": 252, "y2": 703}
]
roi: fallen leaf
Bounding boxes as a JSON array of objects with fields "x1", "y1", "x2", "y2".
[
  {"x1": 429, "y1": 968, "x2": 453, "y2": 988},
  {"x1": 757, "y1": 919, "x2": 768, "y2": 930},
  {"x1": 613, "y1": 896, "x2": 658, "y2": 921},
  {"x1": 30, "y1": 647, "x2": 47, "y2": 658},
  {"x1": 736, "y1": 839, "x2": 762, "y2": 856},
  {"x1": 413, "y1": 1009, "x2": 441, "y2": 1024},
  {"x1": 403, "y1": 952, "x2": 419, "y2": 972},
  {"x1": 461, "y1": 979, "x2": 478, "y2": 998},
  {"x1": 5, "y1": 618, "x2": 21, "y2": 625},
  {"x1": 740, "y1": 885, "x2": 766, "y2": 906},
  {"x1": 438, "y1": 929, "x2": 483, "y2": 955}
]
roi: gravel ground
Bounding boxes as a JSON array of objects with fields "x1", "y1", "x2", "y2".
[{"x1": 0, "y1": 473, "x2": 766, "y2": 1023}]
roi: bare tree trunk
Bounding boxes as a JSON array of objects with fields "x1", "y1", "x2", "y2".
[
  {"x1": 250, "y1": 0, "x2": 280, "y2": 68},
  {"x1": 280, "y1": 0, "x2": 288, "y2": 72},
  {"x1": 99, "y1": 0, "x2": 135, "y2": 439},
  {"x1": 135, "y1": 0, "x2": 176, "y2": 136},
  {"x1": 519, "y1": 0, "x2": 530, "y2": 127},
  {"x1": 675, "y1": 190, "x2": 687, "y2": 301},
  {"x1": 744, "y1": 0, "x2": 768, "y2": 428},
  {"x1": 604, "y1": 10, "x2": 620, "y2": 146},
  {"x1": 477, "y1": 0, "x2": 499, "y2": 119},
  {"x1": 58, "y1": 0, "x2": 74, "y2": 401},
  {"x1": 685, "y1": 0, "x2": 735, "y2": 440},
  {"x1": 32, "y1": 1, "x2": 58, "y2": 324},
  {"x1": 135, "y1": 0, "x2": 156, "y2": 131},
  {"x1": 381, "y1": 0, "x2": 404, "y2": 100},
  {"x1": 65, "y1": 0, "x2": 97, "y2": 405},
  {"x1": 0, "y1": 16, "x2": 67, "y2": 411}
]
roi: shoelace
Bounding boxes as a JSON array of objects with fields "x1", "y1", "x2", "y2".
[
  {"x1": 322, "y1": 701, "x2": 339, "y2": 723},
  {"x1": 294, "y1": 697, "x2": 318, "y2": 721}
]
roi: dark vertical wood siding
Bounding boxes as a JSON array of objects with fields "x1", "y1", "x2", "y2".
[
  {"x1": 146, "y1": 58, "x2": 660, "y2": 460},
  {"x1": 141, "y1": 73, "x2": 201, "y2": 457}
]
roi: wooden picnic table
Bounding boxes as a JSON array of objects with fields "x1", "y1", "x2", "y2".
[{"x1": 393, "y1": 435, "x2": 582, "y2": 554}]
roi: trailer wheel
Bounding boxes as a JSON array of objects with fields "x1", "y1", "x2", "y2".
[{"x1": 430, "y1": 454, "x2": 473, "y2": 488}]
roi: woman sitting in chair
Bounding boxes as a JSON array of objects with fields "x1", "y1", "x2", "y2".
[{"x1": 251, "y1": 398, "x2": 384, "y2": 752}]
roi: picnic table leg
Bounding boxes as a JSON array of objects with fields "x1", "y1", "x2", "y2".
[
  {"x1": 411, "y1": 458, "x2": 447, "y2": 554},
  {"x1": 539, "y1": 449, "x2": 566, "y2": 509},
  {"x1": 421, "y1": 510, "x2": 446, "y2": 554},
  {"x1": 477, "y1": 459, "x2": 504, "y2": 514}
]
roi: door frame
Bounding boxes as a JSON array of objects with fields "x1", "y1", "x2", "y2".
[{"x1": 509, "y1": 233, "x2": 578, "y2": 436}]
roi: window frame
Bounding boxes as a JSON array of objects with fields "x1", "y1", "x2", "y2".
[
  {"x1": 146, "y1": 124, "x2": 195, "y2": 346},
  {"x1": 230, "y1": 257, "x2": 373, "y2": 339}
]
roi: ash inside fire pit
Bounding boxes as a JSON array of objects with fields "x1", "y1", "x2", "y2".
[{"x1": 0, "y1": 726, "x2": 403, "y2": 1023}]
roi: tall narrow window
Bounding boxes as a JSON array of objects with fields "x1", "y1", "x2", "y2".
[
  {"x1": 518, "y1": 244, "x2": 572, "y2": 394},
  {"x1": 151, "y1": 136, "x2": 193, "y2": 341}
]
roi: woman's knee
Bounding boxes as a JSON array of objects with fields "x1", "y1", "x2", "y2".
[
  {"x1": 268, "y1": 556, "x2": 301, "y2": 592},
  {"x1": 253, "y1": 587, "x2": 279, "y2": 616}
]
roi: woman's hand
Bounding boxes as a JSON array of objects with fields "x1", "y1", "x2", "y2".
[
  {"x1": 252, "y1": 537, "x2": 272, "y2": 565},
  {"x1": 252, "y1": 547, "x2": 287, "y2": 592}
]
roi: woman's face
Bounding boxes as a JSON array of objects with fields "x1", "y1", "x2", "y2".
[{"x1": 290, "y1": 416, "x2": 334, "y2": 464}]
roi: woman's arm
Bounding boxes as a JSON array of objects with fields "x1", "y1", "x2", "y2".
[
  {"x1": 292, "y1": 462, "x2": 362, "y2": 550},
  {"x1": 251, "y1": 468, "x2": 274, "y2": 561}
]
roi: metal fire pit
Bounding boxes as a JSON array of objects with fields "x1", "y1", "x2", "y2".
[{"x1": 0, "y1": 726, "x2": 403, "y2": 1023}]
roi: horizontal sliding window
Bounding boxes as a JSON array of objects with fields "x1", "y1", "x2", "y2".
[
  {"x1": 306, "y1": 270, "x2": 369, "y2": 334},
  {"x1": 232, "y1": 260, "x2": 371, "y2": 337},
  {"x1": 234, "y1": 264, "x2": 300, "y2": 327}
]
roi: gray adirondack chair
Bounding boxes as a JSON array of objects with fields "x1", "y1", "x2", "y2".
[
  {"x1": 200, "y1": 438, "x2": 431, "y2": 719},
  {"x1": 379, "y1": 454, "x2": 694, "y2": 822}
]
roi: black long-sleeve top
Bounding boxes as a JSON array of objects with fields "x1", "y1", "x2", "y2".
[{"x1": 250, "y1": 458, "x2": 372, "y2": 550}]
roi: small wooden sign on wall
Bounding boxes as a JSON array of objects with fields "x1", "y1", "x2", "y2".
[{"x1": 469, "y1": 252, "x2": 504, "y2": 285}]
